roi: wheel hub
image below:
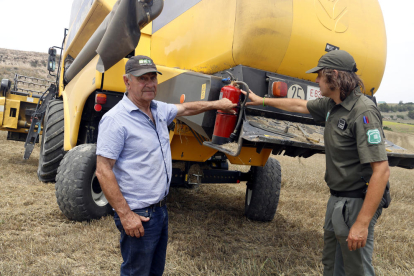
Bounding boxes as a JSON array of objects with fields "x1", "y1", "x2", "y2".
[
  {"x1": 91, "y1": 172, "x2": 109, "y2": 207},
  {"x1": 246, "y1": 188, "x2": 252, "y2": 206}
]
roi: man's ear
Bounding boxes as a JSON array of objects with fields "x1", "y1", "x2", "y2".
[{"x1": 123, "y1": 75, "x2": 130, "y2": 86}]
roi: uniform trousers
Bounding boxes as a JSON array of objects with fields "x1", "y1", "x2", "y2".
[{"x1": 322, "y1": 196, "x2": 383, "y2": 276}]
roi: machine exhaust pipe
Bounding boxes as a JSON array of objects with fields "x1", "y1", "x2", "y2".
[{"x1": 64, "y1": 0, "x2": 163, "y2": 83}]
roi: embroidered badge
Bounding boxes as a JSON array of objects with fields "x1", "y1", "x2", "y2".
[
  {"x1": 326, "y1": 112, "x2": 330, "y2": 121},
  {"x1": 367, "y1": 129, "x2": 381, "y2": 144},
  {"x1": 363, "y1": 116, "x2": 369, "y2": 124},
  {"x1": 337, "y1": 118, "x2": 347, "y2": 130}
]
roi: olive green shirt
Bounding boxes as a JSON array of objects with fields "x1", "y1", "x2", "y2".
[{"x1": 306, "y1": 88, "x2": 388, "y2": 191}]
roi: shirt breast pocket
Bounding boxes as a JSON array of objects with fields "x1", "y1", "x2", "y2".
[
  {"x1": 333, "y1": 127, "x2": 355, "y2": 150},
  {"x1": 157, "y1": 115, "x2": 170, "y2": 145}
]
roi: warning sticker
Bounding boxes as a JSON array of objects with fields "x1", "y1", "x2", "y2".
[{"x1": 201, "y1": 83, "x2": 206, "y2": 100}]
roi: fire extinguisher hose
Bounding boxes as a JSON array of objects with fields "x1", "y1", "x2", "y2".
[{"x1": 230, "y1": 81, "x2": 250, "y2": 141}]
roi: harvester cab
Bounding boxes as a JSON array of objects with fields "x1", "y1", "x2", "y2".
[{"x1": 20, "y1": 0, "x2": 414, "y2": 223}]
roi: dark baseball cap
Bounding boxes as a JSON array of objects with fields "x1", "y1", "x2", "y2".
[
  {"x1": 306, "y1": 50, "x2": 358, "y2": 74},
  {"x1": 125, "y1": 55, "x2": 162, "y2": 77}
]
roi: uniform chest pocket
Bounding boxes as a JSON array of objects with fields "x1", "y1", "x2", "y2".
[{"x1": 332, "y1": 126, "x2": 355, "y2": 149}]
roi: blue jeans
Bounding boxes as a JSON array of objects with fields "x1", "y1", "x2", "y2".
[{"x1": 114, "y1": 205, "x2": 168, "y2": 276}]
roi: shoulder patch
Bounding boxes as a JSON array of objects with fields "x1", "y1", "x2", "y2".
[{"x1": 366, "y1": 129, "x2": 381, "y2": 144}]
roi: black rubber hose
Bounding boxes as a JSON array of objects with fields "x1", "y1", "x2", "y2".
[{"x1": 230, "y1": 81, "x2": 250, "y2": 140}]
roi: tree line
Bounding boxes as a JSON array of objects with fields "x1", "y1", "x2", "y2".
[
  {"x1": 379, "y1": 102, "x2": 413, "y2": 112},
  {"x1": 378, "y1": 102, "x2": 414, "y2": 119}
]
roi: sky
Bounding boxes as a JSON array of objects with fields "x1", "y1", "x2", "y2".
[{"x1": 0, "y1": 0, "x2": 413, "y2": 104}]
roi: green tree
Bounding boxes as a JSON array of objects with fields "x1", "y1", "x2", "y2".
[
  {"x1": 408, "y1": 111, "x2": 414, "y2": 120},
  {"x1": 378, "y1": 103, "x2": 390, "y2": 112},
  {"x1": 398, "y1": 105, "x2": 407, "y2": 112}
]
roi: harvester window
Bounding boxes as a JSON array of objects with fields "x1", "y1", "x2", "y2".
[{"x1": 10, "y1": 108, "x2": 17, "y2": 118}]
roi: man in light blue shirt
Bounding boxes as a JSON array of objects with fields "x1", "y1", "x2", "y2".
[{"x1": 96, "y1": 55, "x2": 235, "y2": 276}]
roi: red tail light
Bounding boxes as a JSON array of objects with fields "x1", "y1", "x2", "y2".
[
  {"x1": 94, "y1": 104, "x2": 102, "y2": 112},
  {"x1": 95, "y1": 93, "x2": 107, "y2": 104},
  {"x1": 272, "y1": 82, "x2": 288, "y2": 97}
]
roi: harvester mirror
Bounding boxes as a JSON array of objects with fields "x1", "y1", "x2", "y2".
[
  {"x1": 0, "y1": 79, "x2": 11, "y2": 96},
  {"x1": 47, "y1": 48, "x2": 57, "y2": 72}
]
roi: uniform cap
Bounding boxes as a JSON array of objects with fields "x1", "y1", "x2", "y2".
[
  {"x1": 306, "y1": 50, "x2": 358, "y2": 74},
  {"x1": 125, "y1": 55, "x2": 162, "y2": 77}
]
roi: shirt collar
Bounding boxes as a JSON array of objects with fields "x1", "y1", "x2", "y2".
[
  {"x1": 121, "y1": 92, "x2": 158, "y2": 113},
  {"x1": 339, "y1": 87, "x2": 362, "y2": 111}
]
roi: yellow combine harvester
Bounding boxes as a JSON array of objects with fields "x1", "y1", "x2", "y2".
[
  {"x1": 0, "y1": 75, "x2": 54, "y2": 141},
  {"x1": 10, "y1": 0, "x2": 413, "y2": 222}
]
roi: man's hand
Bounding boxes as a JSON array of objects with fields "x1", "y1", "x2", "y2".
[
  {"x1": 347, "y1": 220, "x2": 369, "y2": 251},
  {"x1": 241, "y1": 89, "x2": 263, "y2": 106},
  {"x1": 120, "y1": 211, "x2": 150, "y2": 238},
  {"x1": 215, "y1": 98, "x2": 237, "y2": 113}
]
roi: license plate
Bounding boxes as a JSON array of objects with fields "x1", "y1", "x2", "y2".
[{"x1": 307, "y1": 86, "x2": 323, "y2": 101}]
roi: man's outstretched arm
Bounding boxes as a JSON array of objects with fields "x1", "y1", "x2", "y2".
[
  {"x1": 241, "y1": 89, "x2": 310, "y2": 114},
  {"x1": 175, "y1": 98, "x2": 237, "y2": 117}
]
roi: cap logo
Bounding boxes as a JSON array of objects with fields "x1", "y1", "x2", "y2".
[
  {"x1": 315, "y1": 0, "x2": 349, "y2": 33},
  {"x1": 139, "y1": 59, "x2": 153, "y2": 65}
]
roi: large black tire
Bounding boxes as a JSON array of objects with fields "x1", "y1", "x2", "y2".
[
  {"x1": 55, "y1": 144, "x2": 112, "y2": 221},
  {"x1": 37, "y1": 100, "x2": 65, "y2": 182},
  {"x1": 245, "y1": 157, "x2": 281, "y2": 221}
]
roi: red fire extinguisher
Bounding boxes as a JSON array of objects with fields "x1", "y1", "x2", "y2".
[{"x1": 212, "y1": 85, "x2": 241, "y2": 145}]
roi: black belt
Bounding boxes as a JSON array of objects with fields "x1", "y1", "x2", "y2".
[
  {"x1": 330, "y1": 187, "x2": 367, "y2": 198},
  {"x1": 149, "y1": 197, "x2": 167, "y2": 208}
]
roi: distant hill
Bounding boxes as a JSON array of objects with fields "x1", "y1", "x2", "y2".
[{"x1": 0, "y1": 48, "x2": 56, "y2": 84}]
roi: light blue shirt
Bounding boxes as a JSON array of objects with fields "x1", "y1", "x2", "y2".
[{"x1": 96, "y1": 94, "x2": 178, "y2": 210}]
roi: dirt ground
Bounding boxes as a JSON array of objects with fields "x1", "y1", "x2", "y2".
[{"x1": 1, "y1": 131, "x2": 414, "y2": 275}]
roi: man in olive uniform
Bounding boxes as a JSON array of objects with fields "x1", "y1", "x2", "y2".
[{"x1": 242, "y1": 50, "x2": 390, "y2": 275}]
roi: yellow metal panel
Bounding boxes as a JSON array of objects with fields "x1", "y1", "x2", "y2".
[
  {"x1": 170, "y1": 136, "x2": 217, "y2": 162},
  {"x1": 102, "y1": 59, "x2": 190, "y2": 92},
  {"x1": 65, "y1": 0, "x2": 117, "y2": 59},
  {"x1": 150, "y1": 0, "x2": 385, "y2": 94},
  {"x1": 5, "y1": 93, "x2": 40, "y2": 104},
  {"x1": 151, "y1": 0, "x2": 237, "y2": 74},
  {"x1": 0, "y1": 97, "x2": 5, "y2": 126},
  {"x1": 157, "y1": 66, "x2": 190, "y2": 85},
  {"x1": 141, "y1": 23, "x2": 152, "y2": 35},
  {"x1": 62, "y1": 55, "x2": 102, "y2": 151},
  {"x1": 3, "y1": 99, "x2": 20, "y2": 129},
  {"x1": 135, "y1": 33, "x2": 152, "y2": 57},
  {"x1": 232, "y1": 0, "x2": 293, "y2": 73},
  {"x1": 276, "y1": 0, "x2": 386, "y2": 95},
  {"x1": 226, "y1": 148, "x2": 272, "y2": 167},
  {"x1": 102, "y1": 59, "x2": 128, "y2": 92}
]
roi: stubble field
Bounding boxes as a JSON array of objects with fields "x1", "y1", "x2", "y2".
[{"x1": 1, "y1": 130, "x2": 414, "y2": 275}]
